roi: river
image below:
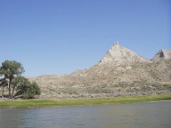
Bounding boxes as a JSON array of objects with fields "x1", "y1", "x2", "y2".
[{"x1": 0, "y1": 101, "x2": 171, "y2": 128}]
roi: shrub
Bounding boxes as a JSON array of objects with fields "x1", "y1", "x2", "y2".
[{"x1": 17, "y1": 81, "x2": 41, "y2": 99}]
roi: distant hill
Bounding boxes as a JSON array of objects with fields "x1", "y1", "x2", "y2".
[
  {"x1": 28, "y1": 42, "x2": 171, "y2": 98},
  {"x1": 152, "y1": 50, "x2": 171, "y2": 62}
]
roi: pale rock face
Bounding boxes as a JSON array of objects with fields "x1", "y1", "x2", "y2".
[
  {"x1": 98, "y1": 41, "x2": 151, "y2": 66},
  {"x1": 152, "y1": 50, "x2": 171, "y2": 62}
]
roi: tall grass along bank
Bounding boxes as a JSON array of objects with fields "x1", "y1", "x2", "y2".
[{"x1": 0, "y1": 94, "x2": 171, "y2": 108}]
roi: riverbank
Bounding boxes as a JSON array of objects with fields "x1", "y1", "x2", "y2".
[{"x1": 0, "y1": 93, "x2": 171, "y2": 108}]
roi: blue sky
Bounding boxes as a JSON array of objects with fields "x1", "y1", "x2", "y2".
[{"x1": 0, "y1": 0, "x2": 170, "y2": 77}]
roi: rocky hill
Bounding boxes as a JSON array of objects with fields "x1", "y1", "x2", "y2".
[
  {"x1": 152, "y1": 50, "x2": 171, "y2": 62},
  {"x1": 98, "y1": 41, "x2": 151, "y2": 65},
  {"x1": 29, "y1": 42, "x2": 171, "y2": 98}
]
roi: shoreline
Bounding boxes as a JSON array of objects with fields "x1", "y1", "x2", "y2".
[{"x1": 0, "y1": 93, "x2": 171, "y2": 108}]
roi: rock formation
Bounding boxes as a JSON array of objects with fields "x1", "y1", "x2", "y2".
[
  {"x1": 98, "y1": 41, "x2": 151, "y2": 66},
  {"x1": 152, "y1": 50, "x2": 171, "y2": 62}
]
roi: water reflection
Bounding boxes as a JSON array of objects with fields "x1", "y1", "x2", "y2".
[{"x1": 0, "y1": 101, "x2": 171, "y2": 128}]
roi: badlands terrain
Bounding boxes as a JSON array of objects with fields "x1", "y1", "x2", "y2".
[{"x1": 29, "y1": 42, "x2": 171, "y2": 98}]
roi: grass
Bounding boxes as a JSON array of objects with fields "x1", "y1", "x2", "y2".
[{"x1": 0, "y1": 93, "x2": 171, "y2": 108}]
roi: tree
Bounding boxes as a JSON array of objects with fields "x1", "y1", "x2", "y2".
[
  {"x1": 14, "y1": 76, "x2": 30, "y2": 97},
  {"x1": 0, "y1": 60, "x2": 25, "y2": 98},
  {"x1": 0, "y1": 60, "x2": 41, "y2": 99},
  {"x1": 11, "y1": 76, "x2": 26, "y2": 98},
  {"x1": 0, "y1": 78, "x2": 8, "y2": 98}
]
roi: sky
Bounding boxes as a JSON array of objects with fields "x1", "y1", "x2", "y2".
[{"x1": 0, "y1": 0, "x2": 171, "y2": 77}]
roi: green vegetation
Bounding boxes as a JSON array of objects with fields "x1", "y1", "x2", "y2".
[
  {"x1": 16, "y1": 80, "x2": 41, "y2": 99},
  {"x1": 0, "y1": 94, "x2": 170, "y2": 108},
  {"x1": 0, "y1": 60, "x2": 24, "y2": 98},
  {"x1": 0, "y1": 60, "x2": 41, "y2": 99}
]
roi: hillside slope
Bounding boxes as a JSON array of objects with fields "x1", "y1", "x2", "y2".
[{"x1": 29, "y1": 42, "x2": 171, "y2": 98}]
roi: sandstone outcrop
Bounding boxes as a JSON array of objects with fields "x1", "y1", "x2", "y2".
[
  {"x1": 152, "y1": 50, "x2": 171, "y2": 62},
  {"x1": 98, "y1": 41, "x2": 151, "y2": 66}
]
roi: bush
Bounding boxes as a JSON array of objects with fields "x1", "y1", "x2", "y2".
[
  {"x1": 22, "y1": 82, "x2": 41, "y2": 99},
  {"x1": 16, "y1": 80, "x2": 41, "y2": 99}
]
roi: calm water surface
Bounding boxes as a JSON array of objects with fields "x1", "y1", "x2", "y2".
[{"x1": 0, "y1": 101, "x2": 171, "y2": 128}]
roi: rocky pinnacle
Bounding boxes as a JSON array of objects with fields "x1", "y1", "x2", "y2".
[{"x1": 98, "y1": 41, "x2": 151, "y2": 66}]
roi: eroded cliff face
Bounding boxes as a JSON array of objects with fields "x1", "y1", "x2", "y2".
[
  {"x1": 152, "y1": 50, "x2": 171, "y2": 62},
  {"x1": 28, "y1": 42, "x2": 171, "y2": 98}
]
